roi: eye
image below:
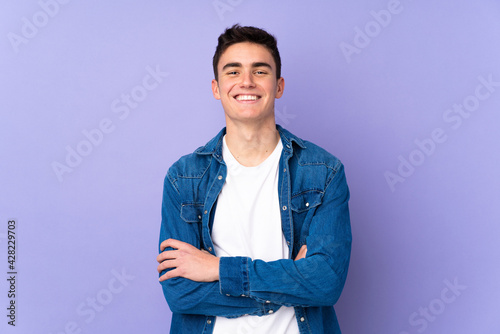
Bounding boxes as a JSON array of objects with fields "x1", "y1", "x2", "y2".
[
  {"x1": 227, "y1": 71, "x2": 238, "y2": 75},
  {"x1": 255, "y1": 70, "x2": 267, "y2": 75}
]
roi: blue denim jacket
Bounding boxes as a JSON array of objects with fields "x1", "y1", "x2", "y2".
[{"x1": 159, "y1": 125, "x2": 351, "y2": 333}]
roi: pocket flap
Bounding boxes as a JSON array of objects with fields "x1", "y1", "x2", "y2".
[
  {"x1": 290, "y1": 190, "x2": 323, "y2": 213},
  {"x1": 180, "y1": 203, "x2": 204, "y2": 223}
]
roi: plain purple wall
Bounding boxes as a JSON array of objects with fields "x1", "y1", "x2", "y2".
[{"x1": 1, "y1": 1, "x2": 499, "y2": 333}]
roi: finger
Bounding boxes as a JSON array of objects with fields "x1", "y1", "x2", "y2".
[
  {"x1": 157, "y1": 250, "x2": 178, "y2": 263},
  {"x1": 301, "y1": 245, "x2": 307, "y2": 256},
  {"x1": 157, "y1": 259, "x2": 178, "y2": 273},
  {"x1": 160, "y1": 238, "x2": 190, "y2": 252},
  {"x1": 159, "y1": 238, "x2": 175, "y2": 252},
  {"x1": 159, "y1": 268, "x2": 180, "y2": 282},
  {"x1": 294, "y1": 245, "x2": 307, "y2": 261}
]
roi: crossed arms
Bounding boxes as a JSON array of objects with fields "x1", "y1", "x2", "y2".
[
  {"x1": 157, "y1": 163, "x2": 351, "y2": 317},
  {"x1": 157, "y1": 239, "x2": 307, "y2": 282}
]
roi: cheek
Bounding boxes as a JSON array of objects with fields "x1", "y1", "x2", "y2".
[
  {"x1": 220, "y1": 87, "x2": 232, "y2": 98},
  {"x1": 222, "y1": 82, "x2": 233, "y2": 91},
  {"x1": 263, "y1": 84, "x2": 278, "y2": 97}
]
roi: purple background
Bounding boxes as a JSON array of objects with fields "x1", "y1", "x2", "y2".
[{"x1": 1, "y1": 1, "x2": 499, "y2": 333}]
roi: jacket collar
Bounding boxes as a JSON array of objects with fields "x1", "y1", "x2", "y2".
[
  {"x1": 276, "y1": 124, "x2": 306, "y2": 152},
  {"x1": 194, "y1": 124, "x2": 306, "y2": 159}
]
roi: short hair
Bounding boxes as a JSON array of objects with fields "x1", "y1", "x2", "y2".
[{"x1": 212, "y1": 24, "x2": 281, "y2": 81}]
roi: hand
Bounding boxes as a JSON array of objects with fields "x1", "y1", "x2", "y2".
[
  {"x1": 157, "y1": 239, "x2": 220, "y2": 282},
  {"x1": 294, "y1": 245, "x2": 307, "y2": 261}
]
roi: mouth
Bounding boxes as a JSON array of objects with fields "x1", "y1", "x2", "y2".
[{"x1": 233, "y1": 94, "x2": 261, "y2": 102}]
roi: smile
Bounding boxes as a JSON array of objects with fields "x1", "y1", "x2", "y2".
[{"x1": 234, "y1": 95, "x2": 261, "y2": 101}]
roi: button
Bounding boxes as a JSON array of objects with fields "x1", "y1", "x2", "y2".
[
  {"x1": 268, "y1": 310, "x2": 274, "y2": 314},
  {"x1": 207, "y1": 319, "x2": 212, "y2": 324},
  {"x1": 218, "y1": 175, "x2": 223, "y2": 180},
  {"x1": 283, "y1": 168, "x2": 287, "y2": 172},
  {"x1": 286, "y1": 144, "x2": 290, "y2": 148},
  {"x1": 265, "y1": 300, "x2": 270, "y2": 303},
  {"x1": 305, "y1": 202, "x2": 309, "y2": 207},
  {"x1": 282, "y1": 206, "x2": 287, "y2": 211},
  {"x1": 198, "y1": 215, "x2": 202, "y2": 220},
  {"x1": 208, "y1": 247, "x2": 212, "y2": 252},
  {"x1": 300, "y1": 317, "x2": 305, "y2": 322},
  {"x1": 226, "y1": 294, "x2": 230, "y2": 296},
  {"x1": 204, "y1": 210, "x2": 208, "y2": 214},
  {"x1": 241, "y1": 294, "x2": 246, "y2": 297},
  {"x1": 287, "y1": 241, "x2": 290, "y2": 245}
]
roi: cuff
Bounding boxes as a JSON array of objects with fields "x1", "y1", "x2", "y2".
[{"x1": 219, "y1": 256, "x2": 250, "y2": 297}]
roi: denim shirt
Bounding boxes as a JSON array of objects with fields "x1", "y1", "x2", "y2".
[{"x1": 159, "y1": 125, "x2": 351, "y2": 334}]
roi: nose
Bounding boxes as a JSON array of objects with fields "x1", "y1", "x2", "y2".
[{"x1": 239, "y1": 71, "x2": 255, "y2": 88}]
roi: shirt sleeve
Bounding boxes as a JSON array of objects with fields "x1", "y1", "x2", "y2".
[
  {"x1": 159, "y1": 174, "x2": 281, "y2": 317},
  {"x1": 219, "y1": 161, "x2": 352, "y2": 307}
]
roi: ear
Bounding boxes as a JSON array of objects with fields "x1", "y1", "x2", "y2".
[
  {"x1": 212, "y1": 79, "x2": 221, "y2": 100},
  {"x1": 275, "y1": 77, "x2": 285, "y2": 99}
]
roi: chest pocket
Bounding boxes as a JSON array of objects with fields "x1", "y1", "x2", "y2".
[
  {"x1": 290, "y1": 190, "x2": 323, "y2": 213},
  {"x1": 180, "y1": 203, "x2": 204, "y2": 223}
]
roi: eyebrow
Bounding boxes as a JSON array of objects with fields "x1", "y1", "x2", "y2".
[{"x1": 222, "y1": 62, "x2": 273, "y2": 71}]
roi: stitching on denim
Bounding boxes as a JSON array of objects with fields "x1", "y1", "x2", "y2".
[
  {"x1": 166, "y1": 172, "x2": 180, "y2": 195},
  {"x1": 176, "y1": 157, "x2": 212, "y2": 179},
  {"x1": 243, "y1": 257, "x2": 250, "y2": 296},
  {"x1": 291, "y1": 188, "x2": 325, "y2": 198},
  {"x1": 180, "y1": 203, "x2": 204, "y2": 223},
  {"x1": 324, "y1": 160, "x2": 343, "y2": 192},
  {"x1": 290, "y1": 190, "x2": 324, "y2": 213}
]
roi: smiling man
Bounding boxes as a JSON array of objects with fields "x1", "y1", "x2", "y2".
[{"x1": 157, "y1": 24, "x2": 352, "y2": 334}]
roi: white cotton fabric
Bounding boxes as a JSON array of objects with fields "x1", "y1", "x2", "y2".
[{"x1": 212, "y1": 136, "x2": 299, "y2": 334}]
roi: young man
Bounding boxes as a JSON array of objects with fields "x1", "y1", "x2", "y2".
[{"x1": 157, "y1": 24, "x2": 351, "y2": 333}]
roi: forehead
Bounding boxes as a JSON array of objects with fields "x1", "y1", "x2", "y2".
[{"x1": 219, "y1": 42, "x2": 275, "y2": 69}]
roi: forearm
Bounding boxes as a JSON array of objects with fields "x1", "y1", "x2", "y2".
[
  {"x1": 160, "y1": 275, "x2": 281, "y2": 316},
  {"x1": 219, "y1": 238, "x2": 350, "y2": 307},
  {"x1": 158, "y1": 242, "x2": 282, "y2": 316}
]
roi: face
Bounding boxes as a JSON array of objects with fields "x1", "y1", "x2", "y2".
[{"x1": 212, "y1": 42, "x2": 284, "y2": 126}]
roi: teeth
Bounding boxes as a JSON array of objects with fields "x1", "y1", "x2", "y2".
[{"x1": 236, "y1": 95, "x2": 259, "y2": 101}]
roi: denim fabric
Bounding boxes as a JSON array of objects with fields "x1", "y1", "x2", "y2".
[{"x1": 159, "y1": 125, "x2": 351, "y2": 334}]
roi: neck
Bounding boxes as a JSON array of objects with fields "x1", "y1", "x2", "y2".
[{"x1": 225, "y1": 119, "x2": 280, "y2": 167}]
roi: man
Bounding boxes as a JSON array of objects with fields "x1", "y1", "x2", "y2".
[{"x1": 157, "y1": 24, "x2": 351, "y2": 333}]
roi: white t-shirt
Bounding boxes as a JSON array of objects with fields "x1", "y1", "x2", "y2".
[{"x1": 212, "y1": 136, "x2": 300, "y2": 334}]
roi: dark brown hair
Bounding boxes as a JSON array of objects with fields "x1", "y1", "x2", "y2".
[{"x1": 212, "y1": 24, "x2": 281, "y2": 81}]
